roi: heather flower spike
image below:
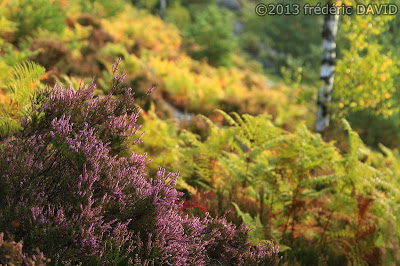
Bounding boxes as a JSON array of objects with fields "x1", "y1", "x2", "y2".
[
  {"x1": 146, "y1": 86, "x2": 156, "y2": 95},
  {"x1": 112, "y1": 57, "x2": 122, "y2": 74}
]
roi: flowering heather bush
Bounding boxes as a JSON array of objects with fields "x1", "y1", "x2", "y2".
[{"x1": 0, "y1": 59, "x2": 280, "y2": 265}]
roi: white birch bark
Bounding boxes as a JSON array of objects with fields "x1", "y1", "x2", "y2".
[
  {"x1": 315, "y1": 2, "x2": 339, "y2": 133},
  {"x1": 160, "y1": 0, "x2": 166, "y2": 20}
]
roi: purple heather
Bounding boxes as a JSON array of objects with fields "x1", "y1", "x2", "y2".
[{"x1": 0, "y1": 60, "x2": 280, "y2": 265}]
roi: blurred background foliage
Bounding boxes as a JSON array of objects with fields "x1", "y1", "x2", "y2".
[{"x1": 1, "y1": 0, "x2": 400, "y2": 264}]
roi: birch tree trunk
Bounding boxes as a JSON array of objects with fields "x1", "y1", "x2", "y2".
[
  {"x1": 160, "y1": 0, "x2": 166, "y2": 20},
  {"x1": 315, "y1": 2, "x2": 339, "y2": 133}
]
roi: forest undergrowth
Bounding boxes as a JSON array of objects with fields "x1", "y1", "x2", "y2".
[{"x1": 1, "y1": 0, "x2": 400, "y2": 265}]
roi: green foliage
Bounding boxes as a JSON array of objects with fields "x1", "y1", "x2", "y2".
[
  {"x1": 8, "y1": 0, "x2": 66, "y2": 42},
  {"x1": 380, "y1": 0, "x2": 400, "y2": 58},
  {"x1": 239, "y1": 32, "x2": 263, "y2": 57},
  {"x1": 2, "y1": 0, "x2": 400, "y2": 264},
  {"x1": 239, "y1": 0, "x2": 323, "y2": 83},
  {"x1": 178, "y1": 115, "x2": 234, "y2": 189},
  {"x1": 135, "y1": 104, "x2": 198, "y2": 194},
  {"x1": 130, "y1": 0, "x2": 159, "y2": 10},
  {"x1": 165, "y1": 2, "x2": 191, "y2": 29},
  {"x1": 0, "y1": 43, "x2": 37, "y2": 89},
  {"x1": 347, "y1": 111, "x2": 400, "y2": 149},
  {"x1": 334, "y1": 17, "x2": 399, "y2": 117},
  {"x1": 0, "y1": 61, "x2": 45, "y2": 138},
  {"x1": 184, "y1": 6, "x2": 237, "y2": 67},
  {"x1": 6, "y1": 61, "x2": 45, "y2": 105},
  {"x1": 0, "y1": 6, "x2": 37, "y2": 87},
  {"x1": 72, "y1": 0, "x2": 126, "y2": 18},
  {"x1": 181, "y1": 0, "x2": 217, "y2": 6},
  {"x1": 232, "y1": 202, "x2": 266, "y2": 245},
  {"x1": 0, "y1": 7, "x2": 17, "y2": 38},
  {"x1": 159, "y1": 110, "x2": 400, "y2": 264}
]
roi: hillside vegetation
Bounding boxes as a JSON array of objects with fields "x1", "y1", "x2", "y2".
[{"x1": 1, "y1": 0, "x2": 400, "y2": 265}]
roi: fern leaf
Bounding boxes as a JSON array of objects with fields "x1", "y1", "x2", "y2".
[
  {"x1": 341, "y1": 118, "x2": 362, "y2": 159},
  {"x1": 0, "y1": 61, "x2": 45, "y2": 138},
  {"x1": 0, "y1": 115, "x2": 22, "y2": 137},
  {"x1": 300, "y1": 174, "x2": 342, "y2": 188},
  {"x1": 232, "y1": 202, "x2": 266, "y2": 245},
  {"x1": 215, "y1": 109, "x2": 237, "y2": 126},
  {"x1": 198, "y1": 114, "x2": 217, "y2": 129},
  {"x1": 7, "y1": 61, "x2": 45, "y2": 105}
]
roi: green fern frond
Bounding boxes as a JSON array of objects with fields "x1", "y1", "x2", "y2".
[
  {"x1": 300, "y1": 174, "x2": 343, "y2": 188},
  {"x1": 341, "y1": 118, "x2": 362, "y2": 159},
  {"x1": 232, "y1": 202, "x2": 266, "y2": 245},
  {"x1": 0, "y1": 11, "x2": 17, "y2": 34},
  {"x1": 7, "y1": 61, "x2": 45, "y2": 105},
  {"x1": 378, "y1": 143, "x2": 398, "y2": 168},
  {"x1": 198, "y1": 114, "x2": 216, "y2": 129},
  {"x1": 0, "y1": 115, "x2": 22, "y2": 137},
  {"x1": 215, "y1": 109, "x2": 237, "y2": 126},
  {"x1": 261, "y1": 134, "x2": 295, "y2": 151},
  {"x1": 0, "y1": 61, "x2": 45, "y2": 138},
  {"x1": 231, "y1": 112, "x2": 245, "y2": 127},
  {"x1": 180, "y1": 129, "x2": 202, "y2": 147}
]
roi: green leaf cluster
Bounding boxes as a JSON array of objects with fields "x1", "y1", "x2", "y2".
[
  {"x1": 7, "y1": 0, "x2": 67, "y2": 42},
  {"x1": 0, "y1": 61, "x2": 45, "y2": 138},
  {"x1": 143, "y1": 110, "x2": 400, "y2": 264},
  {"x1": 184, "y1": 6, "x2": 237, "y2": 67}
]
